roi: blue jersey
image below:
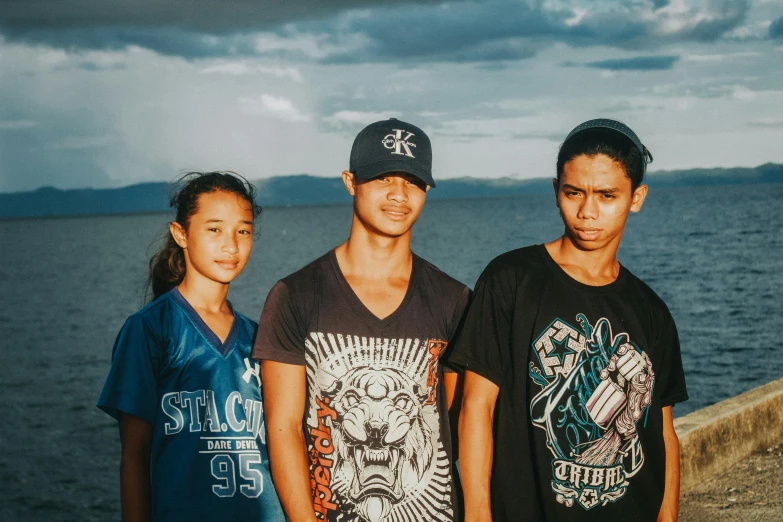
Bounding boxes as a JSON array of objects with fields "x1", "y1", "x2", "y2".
[{"x1": 98, "y1": 288, "x2": 284, "y2": 521}]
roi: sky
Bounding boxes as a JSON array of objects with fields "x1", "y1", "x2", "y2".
[{"x1": 1, "y1": 0, "x2": 782, "y2": 193}]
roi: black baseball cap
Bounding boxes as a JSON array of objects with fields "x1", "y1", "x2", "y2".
[
  {"x1": 349, "y1": 118, "x2": 435, "y2": 187},
  {"x1": 564, "y1": 118, "x2": 647, "y2": 157}
]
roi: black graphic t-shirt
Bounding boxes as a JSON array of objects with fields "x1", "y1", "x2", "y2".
[
  {"x1": 253, "y1": 250, "x2": 470, "y2": 522},
  {"x1": 449, "y1": 245, "x2": 688, "y2": 522}
]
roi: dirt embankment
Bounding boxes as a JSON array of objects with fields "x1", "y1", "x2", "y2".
[{"x1": 680, "y1": 442, "x2": 783, "y2": 522}]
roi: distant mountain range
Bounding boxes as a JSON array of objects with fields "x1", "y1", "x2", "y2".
[{"x1": 1, "y1": 163, "x2": 780, "y2": 219}]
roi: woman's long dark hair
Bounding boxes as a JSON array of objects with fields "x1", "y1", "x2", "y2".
[{"x1": 147, "y1": 172, "x2": 262, "y2": 301}]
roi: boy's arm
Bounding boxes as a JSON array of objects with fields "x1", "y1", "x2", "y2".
[
  {"x1": 262, "y1": 360, "x2": 318, "y2": 522},
  {"x1": 119, "y1": 413, "x2": 153, "y2": 522},
  {"x1": 443, "y1": 371, "x2": 460, "y2": 411},
  {"x1": 460, "y1": 370, "x2": 500, "y2": 522},
  {"x1": 443, "y1": 370, "x2": 464, "y2": 459},
  {"x1": 658, "y1": 406, "x2": 680, "y2": 522}
]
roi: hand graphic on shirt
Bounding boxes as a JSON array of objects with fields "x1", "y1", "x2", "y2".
[
  {"x1": 601, "y1": 343, "x2": 655, "y2": 440},
  {"x1": 579, "y1": 334, "x2": 655, "y2": 465}
]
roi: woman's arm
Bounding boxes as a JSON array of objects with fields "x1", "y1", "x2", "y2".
[
  {"x1": 658, "y1": 406, "x2": 681, "y2": 522},
  {"x1": 459, "y1": 370, "x2": 500, "y2": 522},
  {"x1": 119, "y1": 413, "x2": 153, "y2": 522},
  {"x1": 262, "y1": 360, "x2": 318, "y2": 522}
]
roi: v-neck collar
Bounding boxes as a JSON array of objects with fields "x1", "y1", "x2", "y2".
[
  {"x1": 328, "y1": 249, "x2": 419, "y2": 331},
  {"x1": 170, "y1": 287, "x2": 239, "y2": 358}
]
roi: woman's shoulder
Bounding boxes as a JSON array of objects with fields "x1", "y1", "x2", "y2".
[
  {"x1": 232, "y1": 309, "x2": 259, "y2": 338},
  {"x1": 122, "y1": 290, "x2": 183, "y2": 338}
]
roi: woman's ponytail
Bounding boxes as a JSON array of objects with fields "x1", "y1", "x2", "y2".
[{"x1": 148, "y1": 235, "x2": 187, "y2": 300}]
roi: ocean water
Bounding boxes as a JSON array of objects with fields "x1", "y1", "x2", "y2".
[{"x1": 0, "y1": 183, "x2": 781, "y2": 520}]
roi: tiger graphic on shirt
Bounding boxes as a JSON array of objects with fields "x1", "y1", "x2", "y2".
[{"x1": 303, "y1": 332, "x2": 454, "y2": 522}]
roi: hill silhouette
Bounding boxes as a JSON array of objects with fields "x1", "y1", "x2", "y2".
[{"x1": 1, "y1": 163, "x2": 780, "y2": 219}]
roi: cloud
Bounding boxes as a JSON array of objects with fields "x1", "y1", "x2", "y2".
[
  {"x1": 645, "y1": 0, "x2": 750, "y2": 41},
  {"x1": 770, "y1": 16, "x2": 783, "y2": 39},
  {"x1": 54, "y1": 52, "x2": 128, "y2": 71},
  {"x1": 1, "y1": 27, "x2": 265, "y2": 59},
  {"x1": 509, "y1": 131, "x2": 563, "y2": 142},
  {"x1": 730, "y1": 85, "x2": 756, "y2": 100},
  {"x1": 683, "y1": 51, "x2": 761, "y2": 62},
  {"x1": 723, "y1": 19, "x2": 773, "y2": 40},
  {"x1": 309, "y1": 0, "x2": 749, "y2": 64},
  {"x1": 68, "y1": 60, "x2": 126, "y2": 71},
  {"x1": 580, "y1": 55, "x2": 680, "y2": 71},
  {"x1": 0, "y1": 119, "x2": 38, "y2": 130},
  {"x1": 748, "y1": 117, "x2": 783, "y2": 128},
  {"x1": 323, "y1": 110, "x2": 401, "y2": 129},
  {"x1": 200, "y1": 62, "x2": 251, "y2": 75},
  {"x1": 200, "y1": 61, "x2": 303, "y2": 82},
  {"x1": 0, "y1": 0, "x2": 751, "y2": 62},
  {"x1": 238, "y1": 94, "x2": 311, "y2": 122},
  {"x1": 599, "y1": 100, "x2": 666, "y2": 113},
  {"x1": 50, "y1": 136, "x2": 114, "y2": 150},
  {"x1": 0, "y1": 0, "x2": 440, "y2": 31}
]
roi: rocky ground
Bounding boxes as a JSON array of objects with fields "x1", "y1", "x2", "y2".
[{"x1": 680, "y1": 442, "x2": 783, "y2": 522}]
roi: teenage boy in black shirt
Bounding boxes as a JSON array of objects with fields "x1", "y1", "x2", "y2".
[
  {"x1": 254, "y1": 119, "x2": 469, "y2": 522},
  {"x1": 451, "y1": 119, "x2": 688, "y2": 522}
]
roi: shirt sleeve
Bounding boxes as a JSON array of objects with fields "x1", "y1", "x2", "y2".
[
  {"x1": 442, "y1": 286, "x2": 471, "y2": 373},
  {"x1": 447, "y1": 266, "x2": 512, "y2": 387},
  {"x1": 654, "y1": 311, "x2": 689, "y2": 407},
  {"x1": 252, "y1": 281, "x2": 307, "y2": 365},
  {"x1": 97, "y1": 314, "x2": 161, "y2": 425}
]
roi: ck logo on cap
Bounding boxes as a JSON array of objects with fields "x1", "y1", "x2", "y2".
[{"x1": 382, "y1": 129, "x2": 417, "y2": 158}]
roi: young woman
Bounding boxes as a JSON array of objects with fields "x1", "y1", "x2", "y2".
[{"x1": 98, "y1": 172, "x2": 284, "y2": 521}]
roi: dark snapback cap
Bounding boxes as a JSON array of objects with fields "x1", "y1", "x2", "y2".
[
  {"x1": 349, "y1": 118, "x2": 435, "y2": 187},
  {"x1": 564, "y1": 118, "x2": 647, "y2": 157}
]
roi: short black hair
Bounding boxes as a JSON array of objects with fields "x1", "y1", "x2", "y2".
[{"x1": 556, "y1": 128, "x2": 653, "y2": 190}]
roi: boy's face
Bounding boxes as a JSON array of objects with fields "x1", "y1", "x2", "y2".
[
  {"x1": 554, "y1": 153, "x2": 647, "y2": 252},
  {"x1": 344, "y1": 171, "x2": 429, "y2": 238}
]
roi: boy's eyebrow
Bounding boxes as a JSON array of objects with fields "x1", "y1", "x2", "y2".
[
  {"x1": 241, "y1": 220, "x2": 254, "y2": 225},
  {"x1": 561, "y1": 184, "x2": 620, "y2": 194}
]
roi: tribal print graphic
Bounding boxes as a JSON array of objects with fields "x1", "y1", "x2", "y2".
[
  {"x1": 304, "y1": 333, "x2": 454, "y2": 522},
  {"x1": 529, "y1": 315, "x2": 655, "y2": 511}
]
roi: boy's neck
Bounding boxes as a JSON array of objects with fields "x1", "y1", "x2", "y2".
[
  {"x1": 545, "y1": 235, "x2": 622, "y2": 286},
  {"x1": 335, "y1": 226, "x2": 413, "y2": 280}
]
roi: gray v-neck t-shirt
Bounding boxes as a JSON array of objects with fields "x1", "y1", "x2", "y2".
[{"x1": 253, "y1": 249, "x2": 469, "y2": 522}]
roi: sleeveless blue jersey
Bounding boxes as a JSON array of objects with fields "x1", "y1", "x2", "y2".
[{"x1": 98, "y1": 288, "x2": 284, "y2": 521}]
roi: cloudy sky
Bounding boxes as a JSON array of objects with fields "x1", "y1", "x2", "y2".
[{"x1": 1, "y1": 0, "x2": 782, "y2": 193}]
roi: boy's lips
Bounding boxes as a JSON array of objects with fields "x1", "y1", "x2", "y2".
[
  {"x1": 575, "y1": 227, "x2": 602, "y2": 238},
  {"x1": 381, "y1": 206, "x2": 410, "y2": 219}
]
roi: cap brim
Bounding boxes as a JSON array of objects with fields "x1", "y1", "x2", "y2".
[{"x1": 353, "y1": 158, "x2": 436, "y2": 188}]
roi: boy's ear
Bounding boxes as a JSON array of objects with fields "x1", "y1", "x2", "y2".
[
  {"x1": 630, "y1": 184, "x2": 648, "y2": 213},
  {"x1": 169, "y1": 221, "x2": 188, "y2": 248},
  {"x1": 552, "y1": 178, "x2": 559, "y2": 206},
  {"x1": 342, "y1": 170, "x2": 357, "y2": 196}
]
